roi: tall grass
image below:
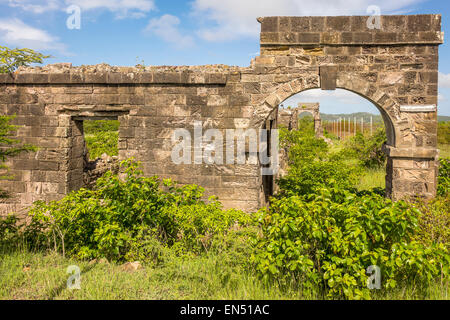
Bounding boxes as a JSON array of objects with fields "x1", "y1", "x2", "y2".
[{"x1": 1, "y1": 246, "x2": 447, "y2": 300}]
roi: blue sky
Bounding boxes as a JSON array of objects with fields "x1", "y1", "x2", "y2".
[{"x1": 0, "y1": 0, "x2": 449, "y2": 115}]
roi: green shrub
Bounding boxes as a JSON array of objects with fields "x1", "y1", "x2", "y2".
[
  {"x1": 83, "y1": 120, "x2": 120, "y2": 159},
  {"x1": 437, "y1": 158, "x2": 449, "y2": 197},
  {"x1": 26, "y1": 159, "x2": 250, "y2": 262},
  {"x1": 415, "y1": 197, "x2": 450, "y2": 248},
  {"x1": 84, "y1": 120, "x2": 120, "y2": 134},
  {"x1": 297, "y1": 115, "x2": 315, "y2": 136},
  {"x1": 344, "y1": 128, "x2": 387, "y2": 169},
  {"x1": 85, "y1": 131, "x2": 119, "y2": 159},
  {"x1": 278, "y1": 127, "x2": 360, "y2": 196},
  {"x1": 0, "y1": 215, "x2": 20, "y2": 248},
  {"x1": 252, "y1": 186, "x2": 449, "y2": 300}
]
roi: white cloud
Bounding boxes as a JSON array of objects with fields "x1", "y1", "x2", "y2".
[
  {"x1": 439, "y1": 72, "x2": 450, "y2": 89},
  {"x1": 281, "y1": 88, "x2": 379, "y2": 114},
  {"x1": 191, "y1": 0, "x2": 425, "y2": 41},
  {"x1": 145, "y1": 14, "x2": 194, "y2": 48},
  {"x1": 6, "y1": 0, "x2": 59, "y2": 14},
  {"x1": 287, "y1": 89, "x2": 365, "y2": 105},
  {"x1": 2, "y1": 0, "x2": 156, "y2": 18},
  {"x1": 66, "y1": 0, "x2": 156, "y2": 19},
  {"x1": 0, "y1": 18, "x2": 67, "y2": 52}
]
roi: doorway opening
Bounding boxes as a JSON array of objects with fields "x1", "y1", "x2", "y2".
[
  {"x1": 69, "y1": 116, "x2": 120, "y2": 191},
  {"x1": 276, "y1": 88, "x2": 389, "y2": 194}
]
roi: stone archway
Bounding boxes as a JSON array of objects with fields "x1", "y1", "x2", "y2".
[
  {"x1": 297, "y1": 103, "x2": 323, "y2": 138},
  {"x1": 249, "y1": 15, "x2": 442, "y2": 202}
]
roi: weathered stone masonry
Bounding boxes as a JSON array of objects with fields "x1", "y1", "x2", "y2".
[{"x1": 0, "y1": 14, "x2": 444, "y2": 215}]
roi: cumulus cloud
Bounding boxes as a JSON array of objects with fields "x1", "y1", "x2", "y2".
[
  {"x1": 0, "y1": 18, "x2": 67, "y2": 53},
  {"x1": 145, "y1": 14, "x2": 194, "y2": 48},
  {"x1": 1, "y1": 0, "x2": 156, "y2": 18},
  {"x1": 191, "y1": 0, "x2": 425, "y2": 41},
  {"x1": 439, "y1": 72, "x2": 450, "y2": 89}
]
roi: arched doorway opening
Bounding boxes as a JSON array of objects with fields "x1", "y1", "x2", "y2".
[{"x1": 264, "y1": 87, "x2": 396, "y2": 204}]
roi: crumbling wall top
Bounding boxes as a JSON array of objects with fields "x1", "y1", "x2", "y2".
[{"x1": 1, "y1": 63, "x2": 248, "y2": 85}]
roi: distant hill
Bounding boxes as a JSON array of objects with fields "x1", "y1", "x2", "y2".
[{"x1": 311, "y1": 112, "x2": 450, "y2": 123}]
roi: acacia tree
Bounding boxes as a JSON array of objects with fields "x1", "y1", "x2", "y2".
[
  {"x1": 0, "y1": 46, "x2": 50, "y2": 74},
  {"x1": 0, "y1": 46, "x2": 47, "y2": 197}
]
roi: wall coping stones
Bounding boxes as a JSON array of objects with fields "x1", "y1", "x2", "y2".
[
  {"x1": 4, "y1": 72, "x2": 231, "y2": 85},
  {"x1": 258, "y1": 14, "x2": 443, "y2": 46},
  {"x1": 1, "y1": 63, "x2": 248, "y2": 85}
]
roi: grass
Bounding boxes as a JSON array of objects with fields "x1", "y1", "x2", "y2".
[
  {"x1": 357, "y1": 168, "x2": 386, "y2": 191},
  {"x1": 0, "y1": 248, "x2": 311, "y2": 300},
  {"x1": 439, "y1": 144, "x2": 450, "y2": 159},
  {"x1": 83, "y1": 120, "x2": 119, "y2": 160},
  {"x1": 1, "y1": 247, "x2": 447, "y2": 300}
]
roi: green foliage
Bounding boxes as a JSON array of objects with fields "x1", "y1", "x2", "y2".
[
  {"x1": 84, "y1": 120, "x2": 120, "y2": 133},
  {"x1": 0, "y1": 215, "x2": 20, "y2": 248},
  {"x1": 344, "y1": 128, "x2": 387, "y2": 169},
  {"x1": 438, "y1": 122, "x2": 450, "y2": 145},
  {"x1": 85, "y1": 131, "x2": 119, "y2": 159},
  {"x1": 437, "y1": 158, "x2": 449, "y2": 197},
  {"x1": 297, "y1": 115, "x2": 315, "y2": 136},
  {"x1": 278, "y1": 127, "x2": 360, "y2": 196},
  {"x1": 0, "y1": 46, "x2": 50, "y2": 73},
  {"x1": 415, "y1": 197, "x2": 450, "y2": 249},
  {"x1": 252, "y1": 186, "x2": 449, "y2": 300},
  {"x1": 26, "y1": 159, "x2": 250, "y2": 262},
  {"x1": 83, "y1": 120, "x2": 119, "y2": 159}
]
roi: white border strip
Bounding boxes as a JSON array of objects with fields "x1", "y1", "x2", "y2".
[{"x1": 400, "y1": 105, "x2": 437, "y2": 113}]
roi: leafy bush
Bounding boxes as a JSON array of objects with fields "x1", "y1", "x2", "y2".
[
  {"x1": 84, "y1": 120, "x2": 120, "y2": 134},
  {"x1": 278, "y1": 127, "x2": 360, "y2": 196},
  {"x1": 297, "y1": 115, "x2": 315, "y2": 136},
  {"x1": 85, "y1": 131, "x2": 119, "y2": 159},
  {"x1": 0, "y1": 215, "x2": 20, "y2": 248},
  {"x1": 252, "y1": 186, "x2": 449, "y2": 300},
  {"x1": 437, "y1": 158, "x2": 449, "y2": 197},
  {"x1": 83, "y1": 120, "x2": 119, "y2": 159},
  {"x1": 415, "y1": 197, "x2": 450, "y2": 248},
  {"x1": 344, "y1": 128, "x2": 387, "y2": 169},
  {"x1": 26, "y1": 159, "x2": 250, "y2": 262}
]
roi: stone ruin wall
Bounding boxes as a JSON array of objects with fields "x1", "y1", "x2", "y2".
[{"x1": 0, "y1": 14, "x2": 444, "y2": 216}]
